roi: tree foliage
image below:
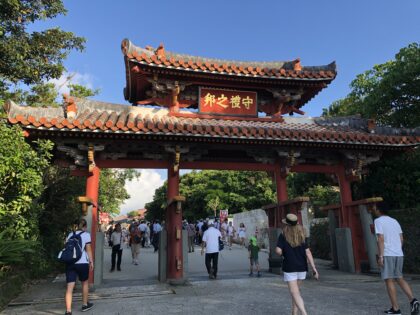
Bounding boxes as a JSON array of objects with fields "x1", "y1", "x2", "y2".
[
  {"x1": 146, "y1": 170, "x2": 276, "y2": 221},
  {"x1": 323, "y1": 43, "x2": 420, "y2": 128},
  {"x1": 99, "y1": 169, "x2": 139, "y2": 215},
  {"x1": 322, "y1": 43, "x2": 420, "y2": 209},
  {"x1": 0, "y1": 120, "x2": 53, "y2": 238},
  {"x1": 0, "y1": 0, "x2": 85, "y2": 93}
]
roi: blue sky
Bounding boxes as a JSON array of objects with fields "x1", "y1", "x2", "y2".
[
  {"x1": 31, "y1": 0, "x2": 420, "y2": 213},
  {"x1": 33, "y1": 0, "x2": 420, "y2": 117}
]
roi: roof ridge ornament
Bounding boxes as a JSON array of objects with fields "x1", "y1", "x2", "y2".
[
  {"x1": 155, "y1": 43, "x2": 165, "y2": 60},
  {"x1": 63, "y1": 94, "x2": 77, "y2": 119},
  {"x1": 293, "y1": 58, "x2": 302, "y2": 71}
]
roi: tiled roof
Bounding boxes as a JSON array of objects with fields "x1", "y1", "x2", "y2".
[
  {"x1": 5, "y1": 99, "x2": 419, "y2": 147},
  {"x1": 121, "y1": 39, "x2": 337, "y2": 81}
]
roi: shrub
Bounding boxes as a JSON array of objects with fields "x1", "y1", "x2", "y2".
[
  {"x1": 389, "y1": 208, "x2": 420, "y2": 274},
  {"x1": 309, "y1": 219, "x2": 330, "y2": 260}
]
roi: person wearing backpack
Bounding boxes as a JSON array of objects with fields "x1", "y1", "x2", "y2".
[
  {"x1": 130, "y1": 221, "x2": 142, "y2": 265},
  {"x1": 64, "y1": 218, "x2": 94, "y2": 315}
]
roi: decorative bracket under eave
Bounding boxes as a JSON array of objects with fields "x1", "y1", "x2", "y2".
[
  {"x1": 164, "y1": 145, "x2": 190, "y2": 172},
  {"x1": 277, "y1": 149, "x2": 301, "y2": 177},
  {"x1": 88, "y1": 144, "x2": 95, "y2": 173},
  {"x1": 344, "y1": 152, "x2": 381, "y2": 181}
]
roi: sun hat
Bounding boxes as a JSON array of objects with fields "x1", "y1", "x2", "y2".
[{"x1": 282, "y1": 213, "x2": 298, "y2": 226}]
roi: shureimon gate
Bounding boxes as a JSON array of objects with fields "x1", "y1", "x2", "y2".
[{"x1": 5, "y1": 39, "x2": 419, "y2": 284}]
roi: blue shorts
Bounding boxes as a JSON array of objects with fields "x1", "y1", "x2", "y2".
[{"x1": 66, "y1": 263, "x2": 89, "y2": 283}]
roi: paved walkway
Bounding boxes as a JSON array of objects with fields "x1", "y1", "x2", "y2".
[{"x1": 2, "y1": 243, "x2": 420, "y2": 315}]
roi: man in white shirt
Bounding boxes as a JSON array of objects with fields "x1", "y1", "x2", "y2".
[
  {"x1": 373, "y1": 202, "x2": 419, "y2": 315},
  {"x1": 201, "y1": 222, "x2": 222, "y2": 279},
  {"x1": 139, "y1": 221, "x2": 147, "y2": 247}
]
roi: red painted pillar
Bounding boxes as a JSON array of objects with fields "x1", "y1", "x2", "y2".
[
  {"x1": 337, "y1": 168, "x2": 352, "y2": 228},
  {"x1": 166, "y1": 167, "x2": 183, "y2": 280},
  {"x1": 337, "y1": 166, "x2": 363, "y2": 272},
  {"x1": 275, "y1": 166, "x2": 288, "y2": 227},
  {"x1": 86, "y1": 166, "x2": 100, "y2": 284}
]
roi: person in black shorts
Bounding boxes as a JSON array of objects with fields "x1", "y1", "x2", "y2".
[{"x1": 64, "y1": 219, "x2": 94, "y2": 315}]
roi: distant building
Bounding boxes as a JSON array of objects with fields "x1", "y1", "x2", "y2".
[
  {"x1": 113, "y1": 214, "x2": 129, "y2": 223},
  {"x1": 127, "y1": 208, "x2": 148, "y2": 221}
]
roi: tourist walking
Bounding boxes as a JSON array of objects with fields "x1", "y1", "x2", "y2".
[
  {"x1": 152, "y1": 220, "x2": 162, "y2": 252},
  {"x1": 238, "y1": 222, "x2": 246, "y2": 247},
  {"x1": 227, "y1": 221, "x2": 236, "y2": 250},
  {"x1": 373, "y1": 202, "x2": 419, "y2": 315},
  {"x1": 201, "y1": 222, "x2": 222, "y2": 279},
  {"x1": 64, "y1": 218, "x2": 94, "y2": 315},
  {"x1": 197, "y1": 219, "x2": 204, "y2": 244},
  {"x1": 187, "y1": 221, "x2": 196, "y2": 252},
  {"x1": 110, "y1": 223, "x2": 123, "y2": 272},
  {"x1": 129, "y1": 221, "x2": 141, "y2": 265},
  {"x1": 275, "y1": 213, "x2": 318, "y2": 315},
  {"x1": 221, "y1": 219, "x2": 228, "y2": 243},
  {"x1": 139, "y1": 220, "x2": 147, "y2": 248},
  {"x1": 144, "y1": 222, "x2": 151, "y2": 247},
  {"x1": 248, "y1": 236, "x2": 261, "y2": 277}
]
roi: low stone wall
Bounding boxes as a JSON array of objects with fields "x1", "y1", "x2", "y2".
[{"x1": 233, "y1": 209, "x2": 269, "y2": 249}]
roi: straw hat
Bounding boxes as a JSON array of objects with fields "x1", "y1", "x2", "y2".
[{"x1": 282, "y1": 213, "x2": 298, "y2": 226}]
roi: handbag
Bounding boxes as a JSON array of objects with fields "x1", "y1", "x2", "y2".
[{"x1": 219, "y1": 237, "x2": 224, "y2": 251}]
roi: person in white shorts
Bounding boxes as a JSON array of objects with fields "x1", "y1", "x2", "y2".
[
  {"x1": 276, "y1": 213, "x2": 318, "y2": 315},
  {"x1": 373, "y1": 202, "x2": 419, "y2": 315}
]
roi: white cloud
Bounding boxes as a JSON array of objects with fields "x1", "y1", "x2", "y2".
[
  {"x1": 120, "y1": 169, "x2": 165, "y2": 214},
  {"x1": 48, "y1": 71, "x2": 95, "y2": 95}
]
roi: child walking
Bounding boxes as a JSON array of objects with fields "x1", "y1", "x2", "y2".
[{"x1": 248, "y1": 236, "x2": 261, "y2": 277}]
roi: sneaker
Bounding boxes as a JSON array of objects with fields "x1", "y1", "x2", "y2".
[
  {"x1": 109, "y1": 268, "x2": 114, "y2": 272},
  {"x1": 81, "y1": 302, "x2": 94, "y2": 312},
  {"x1": 249, "y1": 272, "x2": 253, "y2": 277},
  {"x1": 411, "y1": 298, "x2": 420, "y2": 314},
  {"x1": 384, "y1": 308, "x2": 401, "y2": 314},
  {"x1": 257, "y1": 272, "x2": 261, "y2": 278},
  {"x1": 65, "y1": 312, "x2": 72, "y2": 315}
]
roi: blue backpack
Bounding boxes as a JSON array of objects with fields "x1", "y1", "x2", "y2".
[{"x1": 58, "y1": 231, "x2": 84, "y2": 264}]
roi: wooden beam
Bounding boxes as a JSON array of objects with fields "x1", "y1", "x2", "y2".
[
  {"x1": 96, "y1": 160, "x2": 170, "y2": 169},
  {"x1": 180, "y1": 161, "x2": 276, "y2": 171}
]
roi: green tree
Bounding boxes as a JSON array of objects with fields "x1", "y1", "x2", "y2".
[
  {"x1": 146, "y1": 170, "x2": 276, "y2": 221},
  {"x1": 323, "y1": 43, "x2": 420, "y2": 128},
  {"x1": 0, "y1": 121, "x2": 53, "y2": 238},
  {"x1": 99, "y1": 169, "x2": 139, "y2": 215},
  {"x1": 0, "y1": 0, "x2": 85, "y2": 94},
  {"x1": 322, "y1": 43, "x2": 420, "y2": 209},
  {"x1": 127, "y1": 210, "x2": 139, "y2": 218}
]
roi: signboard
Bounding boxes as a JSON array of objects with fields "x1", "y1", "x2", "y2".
[
  {"x1": 219, "y1": 209, "x2": 229, "y2": 223},
  {"x1": 199, "y1": 88, "x2": 257, "y2": 117}
]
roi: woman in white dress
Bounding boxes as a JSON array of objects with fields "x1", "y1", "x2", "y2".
[{"x1": 238, "y1": 223, "x2": 246, "y2": 247}]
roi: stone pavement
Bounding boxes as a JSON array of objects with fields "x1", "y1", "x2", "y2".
[{"x1": 2, "y1": 243, "x2": 420, "y2": 315}]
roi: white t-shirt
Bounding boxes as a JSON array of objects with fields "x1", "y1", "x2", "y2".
[
  {"x1": 374, "y1": 215, "x2": 403, "y2": 256},
  {"x1": 202, "y1": 227, "x2": 222, "y2": 254},
  {"x1": 227, "y1": 225, "x2": 235, "y2": 236},
  {"x1": 111, "y1": 231, "x2": 123, "y2": 247},
  {"x1": 66, "y1": 230, "x2": 91, "y2": 264}
]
